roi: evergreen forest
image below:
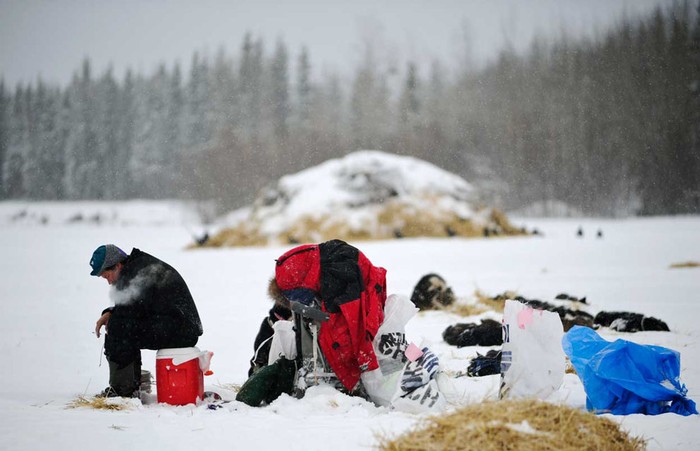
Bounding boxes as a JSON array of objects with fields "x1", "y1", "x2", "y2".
[{"x1": 1, "y1": 2, "x2": 698, "y2": 216}]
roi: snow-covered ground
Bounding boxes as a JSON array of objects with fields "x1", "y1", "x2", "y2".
[{"x1": 0, "y1": 202, "x2": 698, "y2": 450}]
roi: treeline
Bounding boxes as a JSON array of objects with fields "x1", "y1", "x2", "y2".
[
  {"x1": 0, "y1": 2, "x2": 698, "y2": 216},
  {"x1": 471, "y1": 2, "x2": 700, "y2": 215}
]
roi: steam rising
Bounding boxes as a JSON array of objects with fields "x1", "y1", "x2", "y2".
[{"x1": 108, "y1": 264, "x2": 175, "y2": 306}]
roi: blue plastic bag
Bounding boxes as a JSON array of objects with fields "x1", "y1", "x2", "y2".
[{"x1": 562, "y1": 325, "x2": 697, "y2": 416}]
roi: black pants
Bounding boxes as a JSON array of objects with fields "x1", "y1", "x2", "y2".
[{"x1": 105, "y1": 308, "x2": 199, "y2": 367}]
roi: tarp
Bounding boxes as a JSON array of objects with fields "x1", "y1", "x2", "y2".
[{"x1": 562, "y1": 325, "x2": 697, "y2": 416}]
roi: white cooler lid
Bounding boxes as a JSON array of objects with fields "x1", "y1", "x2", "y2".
[{"x1": 156, "y1": 347, "x2": 201, "y2": 359}]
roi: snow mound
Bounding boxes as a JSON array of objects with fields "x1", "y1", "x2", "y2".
[
  {"x1": 206, "y1": 150, "x2": 525, "y2": 246},
  {"x1": 256, "y1": 149, "x2": 476, "y2": 218}
]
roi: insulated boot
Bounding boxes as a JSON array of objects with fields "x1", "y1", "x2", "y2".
[
  {"x1": 106, "y1": 359, "x2": 140, "y2": 398},
  {"x1": 96, "y1": 386, "x2": 120, "y2": 398}
]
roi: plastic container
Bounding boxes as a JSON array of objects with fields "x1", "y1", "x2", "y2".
[{"x1": 155, "y1": 347, "x2": 213, "y2": 405}]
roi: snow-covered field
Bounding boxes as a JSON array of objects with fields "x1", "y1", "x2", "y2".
[{"x1": 0, "y1": 202, "x2": 698, "y2": 450}]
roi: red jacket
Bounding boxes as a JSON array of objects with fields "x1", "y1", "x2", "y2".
[{"x1": 275, "y1": 240, "x2": 387, "y2": 390}]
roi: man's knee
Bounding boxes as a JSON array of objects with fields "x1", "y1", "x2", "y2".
[
  {"x1": 137, "y1": 320, "x2": 198, "y2": 350},
  {"x1": 104, "y1": 331, "x2": 140, "y2": 367}
]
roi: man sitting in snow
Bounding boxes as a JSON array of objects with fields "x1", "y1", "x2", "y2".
[
  {"x1": 239, "y1": 239, "x2": 445, "y2": 411},
  {"x1": 90, "y1": 244, "x2": 204, "y2": 397}
]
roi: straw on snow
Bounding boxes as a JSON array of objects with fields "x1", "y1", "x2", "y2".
[
  {"x1": 66, "y1": 396, "x2": 131, "y2": 411},
  {"x1": 377, "y1": 399, "x2": 645, "y2": 451}
]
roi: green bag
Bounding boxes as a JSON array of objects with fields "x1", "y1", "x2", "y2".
[{"x1": 236, "y1": 358, "x2": 297, "y2": 407}]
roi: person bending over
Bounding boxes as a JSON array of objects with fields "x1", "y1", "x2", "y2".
[{"x1": 90, "y1": 244, "x2": 203, "y2": 397}]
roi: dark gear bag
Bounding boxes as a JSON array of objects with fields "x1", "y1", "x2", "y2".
[{"x1": 236, "y1": 357, "x2": 297, "y2": 407}]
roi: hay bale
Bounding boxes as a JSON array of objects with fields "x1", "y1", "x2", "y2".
[
  {"x1": 378, "y1": 399, "x2": 645, "y2": 451},
  {"x1": 669, "y1": 261, "x2": 700, "y2": 269},
  {"x1": 283, "y1": 214, "x2": 374, "y2": 244},
  {"x1": 195, "y1": 223, "x2": 268, "y2": 248},
  {"x1": 490, "y1": 208, "x2": 525, "y2": 236},
  {"x1": 198, "y1": 203, "x2": 528, "y2": 248},
  {"x1": 376, "y1": 202, "x2": 486, "y2": 239}
]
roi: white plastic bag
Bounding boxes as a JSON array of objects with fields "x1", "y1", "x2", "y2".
[
  {"x1": 361, "y1": 294, "x2": 417, "y2": 406},
  {"x1": 361, "y1": 294, "x2": 446, "y2": 412},
  {"x1": 392, "y1": 378, "x2": 446, "y2": 413},
  {"x1": 267, "y1": 320, "x2": 297, "y2": 365},
  {"x1": 499, "y1": 299, "x2": 565, "y2": 400}
]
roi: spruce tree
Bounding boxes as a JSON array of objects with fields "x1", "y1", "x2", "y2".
[
  {"x1": 271, "y1": 39, "x2": 290, "y2": 148},
  {"x1": 0, "y1": 80, "x2": 10, "y2": 197}
]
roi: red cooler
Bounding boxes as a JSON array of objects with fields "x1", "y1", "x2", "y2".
[{"x1": 156, "y1": 347, "x2": 213, "y2": 405}]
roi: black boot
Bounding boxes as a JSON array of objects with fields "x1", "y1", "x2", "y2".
[{"x1": 100, "y1": 360, "x2": 139, "y2": 398}]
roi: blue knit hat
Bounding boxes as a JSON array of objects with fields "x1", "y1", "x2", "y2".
[{"x1": 90, "y1": 244, "x2": 127, "y2": 276}]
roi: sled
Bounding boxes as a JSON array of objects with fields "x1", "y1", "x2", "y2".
[
  {"x1": 236, "y1": 300, "x2": 352, "y2": 406},
  {"x1": 289, "y1": 300, "x2": 342, "y2": 396}
]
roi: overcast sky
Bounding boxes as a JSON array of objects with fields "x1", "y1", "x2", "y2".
[{"x1": 0, "y1": 0, "x2": 676, "y2": 88}]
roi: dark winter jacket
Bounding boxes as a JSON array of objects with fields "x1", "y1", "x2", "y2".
[
  {"x1": 274, "y1": 240, "x2": 387, "y2": 391},
  {"x1": 108, "y1": 248, "x2": 203, "y2": 339}
]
